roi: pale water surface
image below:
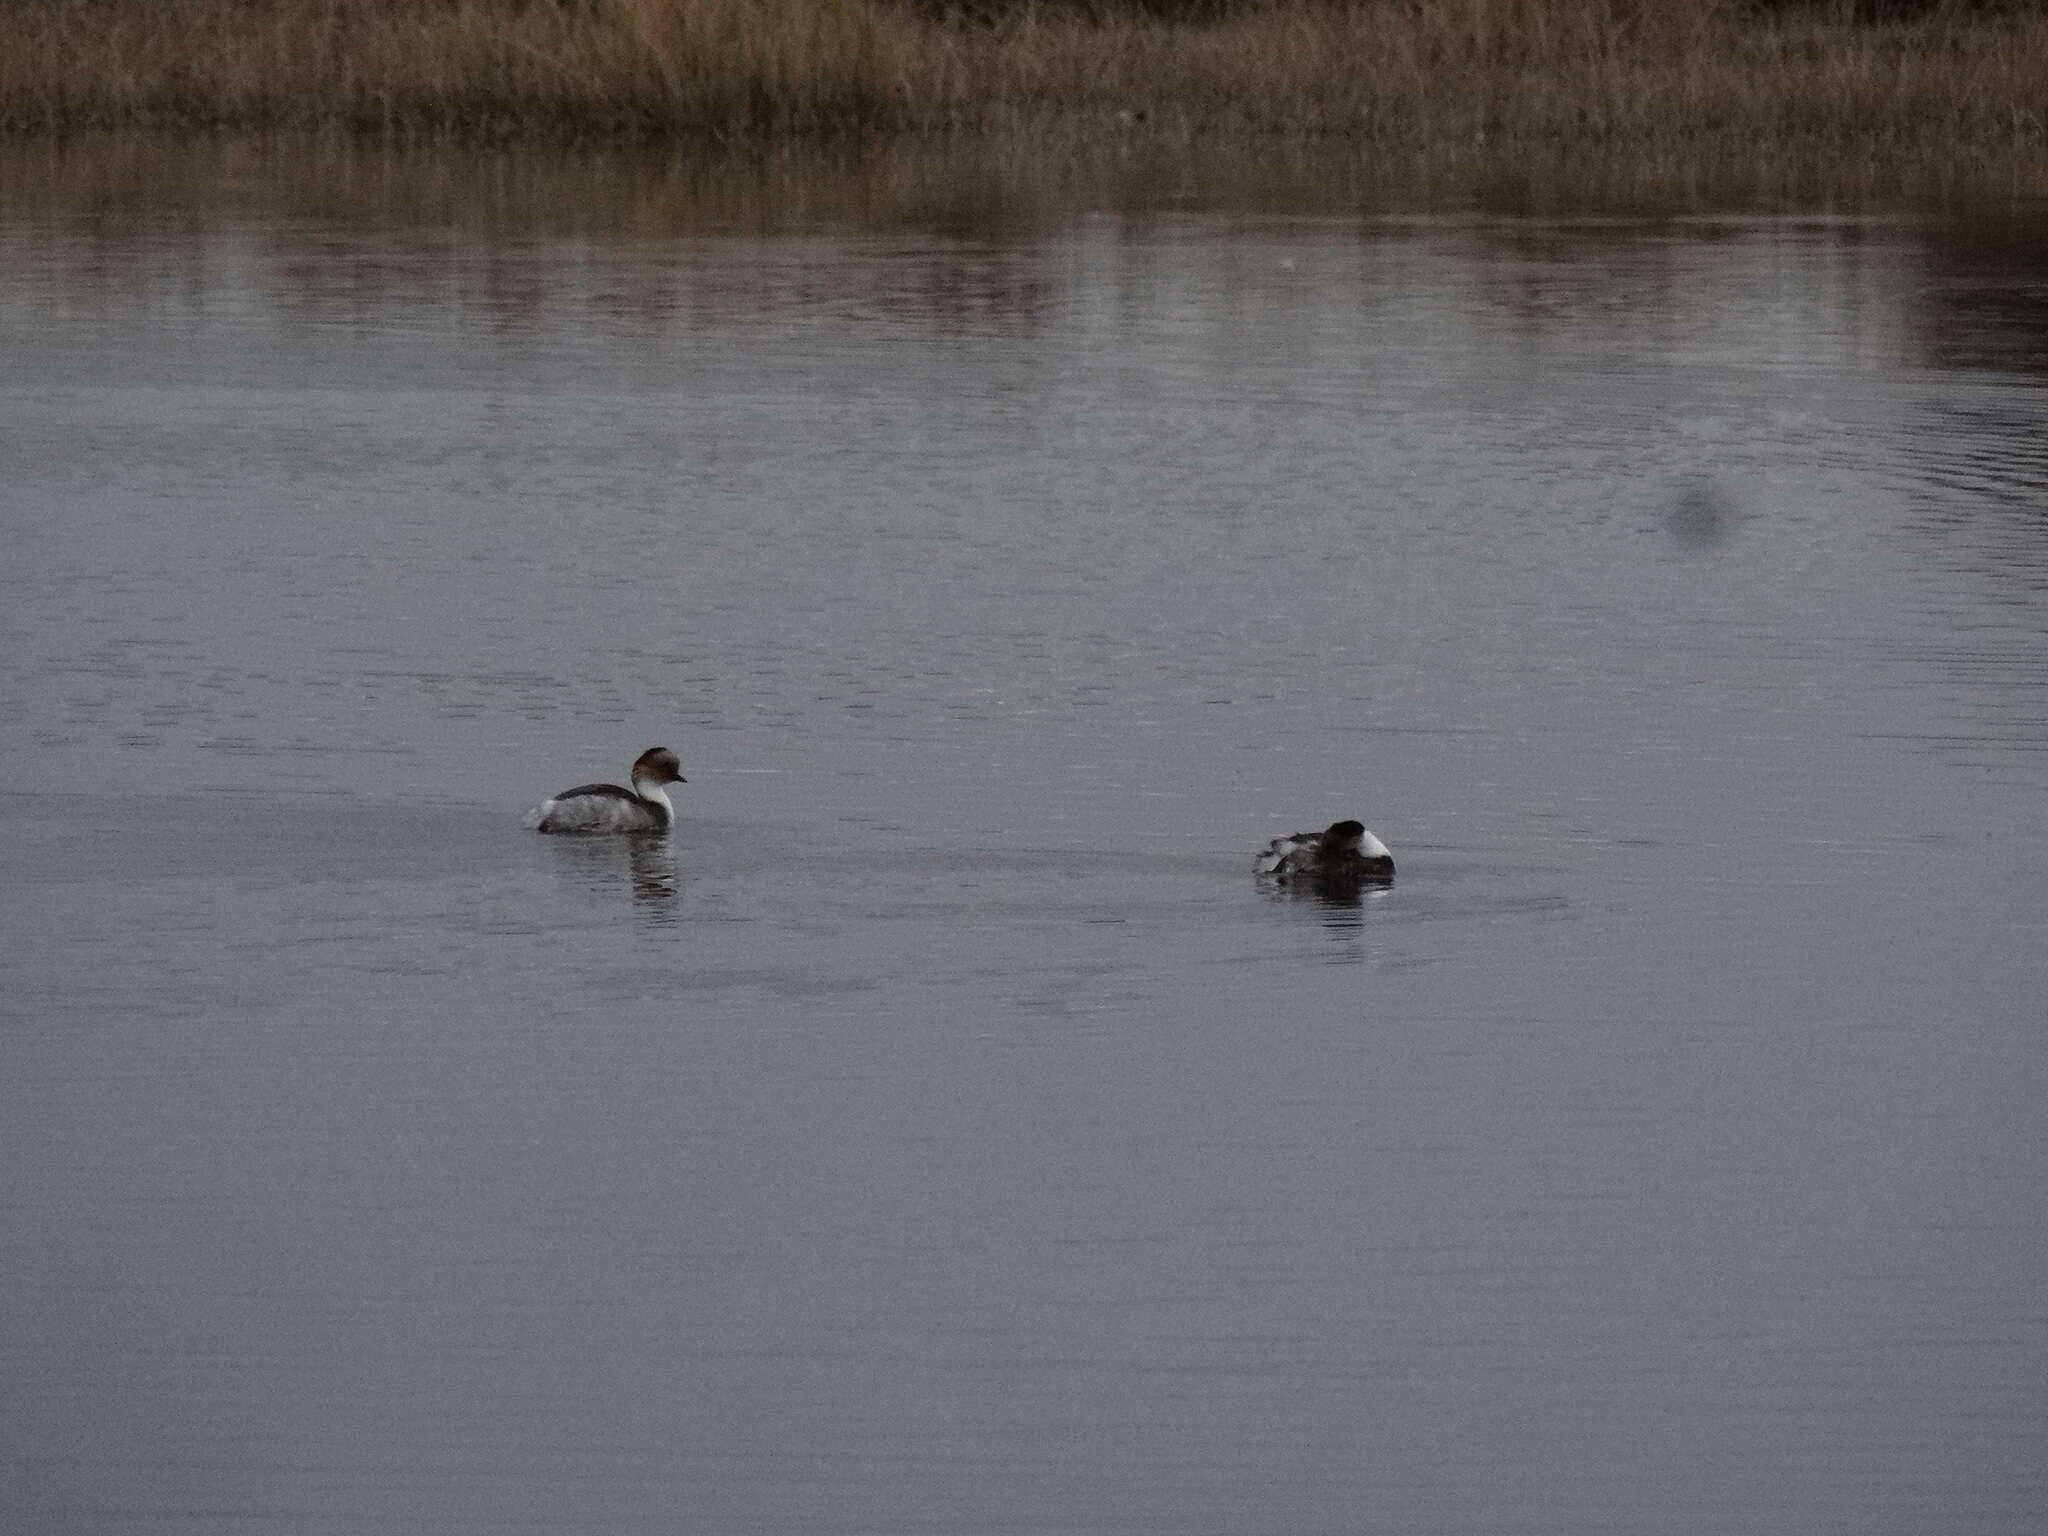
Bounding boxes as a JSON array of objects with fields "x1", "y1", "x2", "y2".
[{"x1": 2, "y1": 144, "x2": 2046, "y2": 1534}]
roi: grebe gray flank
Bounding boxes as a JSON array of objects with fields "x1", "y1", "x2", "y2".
[
  {"x1": 1255, "y1": 819, "x2": 1395, "y2": 881},
  {"x1": 525, "y1": 747, "x2": 685, "y2": 835}
]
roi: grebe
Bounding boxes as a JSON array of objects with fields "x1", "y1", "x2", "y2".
[
  {"x1": 525, "y1": 747, "x2": 686, "y2": 835},
  {"x1": 1255, "y1": 820, "x2": 1395, "y2": 881}
]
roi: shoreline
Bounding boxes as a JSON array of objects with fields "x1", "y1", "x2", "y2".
[
  {"x1": 3, "y1": 0, "x2": 2046, "y2": 151},
  {"x1": 7, "y1": 132, "x2": 2048, "y2": 238}
]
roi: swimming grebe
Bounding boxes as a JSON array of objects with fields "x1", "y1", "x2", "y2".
[
  {"x1": 1255, "y1": 820, "x2": 1395, "y2": 881},
  {"x1": 525, "y1": 747, "x2": 686, "y2": 835}
]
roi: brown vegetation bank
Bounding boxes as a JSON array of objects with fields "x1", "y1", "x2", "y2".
[{"x1": 3, "y1": 0, "x2": 2045, "y2": 147}]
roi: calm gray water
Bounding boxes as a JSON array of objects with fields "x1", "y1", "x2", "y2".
[{"x1": 3, "y1": 145, "x2": 2046, "y2": 1535}]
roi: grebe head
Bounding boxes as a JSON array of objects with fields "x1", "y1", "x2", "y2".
[
  {"x1": 631, "y1": 747, "x2": 685, "y2": 787},
  {"x1": 1322, "y1": 820, "x2": 1367, "y2": 854}
]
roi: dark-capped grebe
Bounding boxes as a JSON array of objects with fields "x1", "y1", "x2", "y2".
[
  {"x1": 525, "y1": 747, "x2": 686, "y2": 835},
  {"x1": 1255, "y1": 820, "x2": 1395, "y2": 881}
]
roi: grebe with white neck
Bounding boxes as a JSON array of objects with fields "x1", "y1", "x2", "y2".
[
  {"x1": 525, "y1": 748, "x2": 686, "y2": 835},
  {"x1": 1255, "y1": 820, "x2": 1395, "y2": 881}
]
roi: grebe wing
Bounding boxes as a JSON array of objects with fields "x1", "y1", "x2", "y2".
[
  {"x1": 1254, "y1": 832, "x2": 1314, "y2": 875},
  {"x1": 550, "y1": 782, "x2": 638, "y2": 802}
]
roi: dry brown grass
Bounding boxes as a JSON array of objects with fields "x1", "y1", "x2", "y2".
[{"x1": 1, "y1": 0, "x2": 2044, "y2": 146}]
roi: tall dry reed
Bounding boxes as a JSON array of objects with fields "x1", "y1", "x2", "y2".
[{"x1": 1, "y1": 0, "x2": 2043, "y2": 146}]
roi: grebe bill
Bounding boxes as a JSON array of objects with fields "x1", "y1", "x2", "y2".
[
  {"x1": 525, "y1": 747, "x2": 686, "y2": 835},
  {"x1": 1255, "y1": 819, "x2": 1395, "y2": 880}
]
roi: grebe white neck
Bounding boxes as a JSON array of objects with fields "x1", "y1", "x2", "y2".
[{"x1": 632, "y1": 779, "x2": 676, "y2": 827}]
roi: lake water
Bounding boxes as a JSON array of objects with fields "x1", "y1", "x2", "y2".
[{"x1": 3, "y1": 140, "x2": 2046, "y2": 1534}]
